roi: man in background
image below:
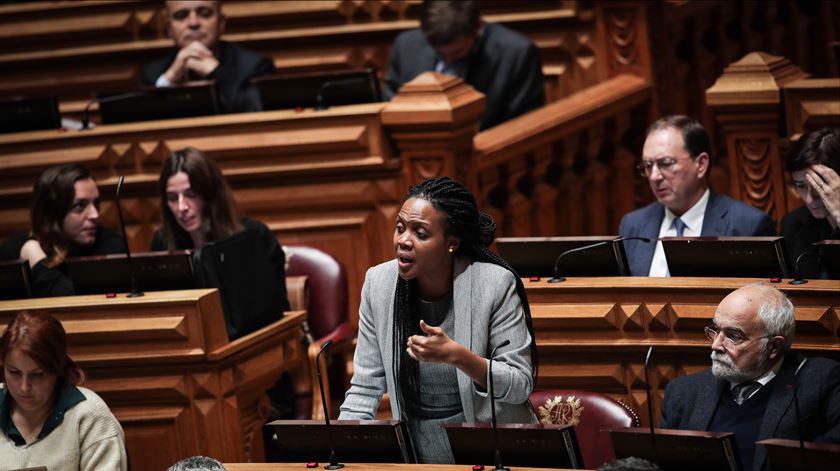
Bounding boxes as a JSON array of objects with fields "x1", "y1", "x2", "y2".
[
  {"x1": 140, "y1": 0, "x2": 275, "y2": 113},
  {"x1": 385, "y1": 0, "x2": 545, "y2": 130},
  {"x1": 619, "y1": 115, "x2": 775, "y2": 276}
]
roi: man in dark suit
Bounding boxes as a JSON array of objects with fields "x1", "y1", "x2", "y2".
[
  {"x1": 139, "y1": 1, "x2": 275, "y2": 113},
  {"x1": 660, "y1": 283, "x2": 840, "y2": 471},
  {"x1": 385, "y1": 0, "x2": 545, "y2": 130},
  {"x1": 619, "y1": 115, "x2": 775, "y2": 276}
]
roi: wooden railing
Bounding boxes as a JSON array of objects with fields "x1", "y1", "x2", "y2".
[{"x1": 384, "y1": 72, "x2": 653, "y2": 236}]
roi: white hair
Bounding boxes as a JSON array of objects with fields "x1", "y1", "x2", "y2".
[
  {"x1": 743, "y1": 282, "x2": 795, "y2": 351},
  {"x1": 167, "y1": 456, "x2": 226, "y2": 471}
]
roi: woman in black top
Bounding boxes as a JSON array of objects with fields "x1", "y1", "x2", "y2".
[
  {"x1": 152, "y1": 147, "x2": 289, "y2": 339},
  {"x1": 0, "y1": 164, "x2": 125, "y2": 297},
  {"x1": 781, "y1": 128, "x2": 840, "y2": 278}
]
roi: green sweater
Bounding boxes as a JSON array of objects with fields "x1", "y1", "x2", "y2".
[{"x1": 0, "y1": 385, "x2": 126, "y2": 470}]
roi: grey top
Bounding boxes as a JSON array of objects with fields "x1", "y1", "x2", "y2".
[
  {"x1": 338, "y1": 256, "x2": 537, "y2": 425},
  {"x1": 409, "y1": 295, "x2": 464, "y2": 463}
]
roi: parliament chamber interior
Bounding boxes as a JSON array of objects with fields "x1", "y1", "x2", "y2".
[{"x1": 0, "y1": 1, "x2": 838, "y2": 470}]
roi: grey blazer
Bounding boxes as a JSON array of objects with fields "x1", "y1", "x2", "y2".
[{"x1": 339, "y1": 257, "x2": 537, "y2": 424}]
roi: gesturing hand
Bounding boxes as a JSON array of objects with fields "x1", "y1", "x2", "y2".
[
  {"x1": 406, "y1": 319, "x2": 459, "y2": 364},
  {"x1": 806, "y1": 164, "x2": 840, "y2": 227}
]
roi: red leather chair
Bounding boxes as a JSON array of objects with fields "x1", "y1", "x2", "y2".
[
  {"x1": 284, "y1": 244, "x2": 354, "y2": 420},
  {"x1": 530, "y1": 389, "x2": 640, "y2": 469}
]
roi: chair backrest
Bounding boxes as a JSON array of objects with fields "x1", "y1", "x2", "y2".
[
  {"x1": 530, "y1": 389, "x2": 640, "y2": 469},
  {"x1": 283, "y1": 244, "x2": 348, "y2": 340}
]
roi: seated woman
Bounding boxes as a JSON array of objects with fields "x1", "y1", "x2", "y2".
[
  {"x1": 0, "y1": 164, "x2": 125, "y2": 297},
  {"x1": 339, "y1": 177, "x2": 538, "y2": 464},
  {"x1": 152, "y1": 146, "x2": 290, "y2": 340},
  {"x1": 0, "y1": 311, "x2": 127, "y2": 470},
  {"x1": 782, "y1": 128, "x2": 840, "y2": 278}
]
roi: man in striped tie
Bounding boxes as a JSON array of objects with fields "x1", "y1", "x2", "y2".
[{"x1": 659, "y1": 282, "x2": 840, "y2": 471}]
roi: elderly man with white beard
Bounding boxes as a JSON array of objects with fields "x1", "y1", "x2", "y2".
[{"x1": 659, "y1": 282, "x2": 840, "y2": 471}]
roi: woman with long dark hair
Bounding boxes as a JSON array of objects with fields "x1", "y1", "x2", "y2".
[
  {"x1": 0, "y1": 164, "x2": 125, "y2": 297},
  {"x1": 0, "y1": 311, "x2": 126, "y2": 469},
  {"x1": 151, "y1": 147, "x2": 290, "y2": 340},
  {"x1": 339, "y1": 176, "x2": 538, "y2": 463}
]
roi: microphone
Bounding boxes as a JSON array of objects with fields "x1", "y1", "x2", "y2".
[
  {"x1": 643, "y1": 346, "x2": 658, "y2": 464},
  {"x1": 316, "y1": 340, "x2": 343, "y2": 469},
  {"x1": 489, "y1": 339, "x2": 511, "y2": 471},
  {"x1": 115, "y1": 176, "x2": 143, "y2": 298},
  {"x1": 793, "y1": 357, "x2": 808, "y2": 471},
  {"x1": 548, "y1": 236, "x2": 651, "y2": 283},
  {"x1": 313, "y1": 76, "x2": 376, "y2": 110},
  {"x1": 80, "y1": 91, "x2": 150, "y2": 130},
  {"x1": 789, "y1": 252, "x2": 821, "y2": 285}
]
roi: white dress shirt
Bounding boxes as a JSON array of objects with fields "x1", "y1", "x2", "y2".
[{"x1": 648, "y1": 188, "x2": 710, "y2": 277}]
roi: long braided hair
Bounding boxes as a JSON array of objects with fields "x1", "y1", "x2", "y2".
[{"x1": 392, "y1": 176, "x2": 538, "y2": 416}]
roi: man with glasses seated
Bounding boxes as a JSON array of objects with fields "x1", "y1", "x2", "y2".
[
  {"x1": 619, "y1": 115, "x2": 775, "y2": 276},
  {"x1": 660, "y1": 283, "x2": 840, "y2": 471}
]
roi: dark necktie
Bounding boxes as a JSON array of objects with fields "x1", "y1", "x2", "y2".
[
  {"x1": 674, "y1": 217, "x2": 687, "y2": 237},
  {"x1": 731, "y1": 381, "x2": 762, "y2": 405}
]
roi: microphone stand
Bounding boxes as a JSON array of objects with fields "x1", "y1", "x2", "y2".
[
  {"x1": 549, "y1": 237, "x2": 650, "y2": 283},
  {"x1": 316, "y1": 340, "x2": 344, "y2": 469},
  {"x1": 643, "y1": 346, "x2": 658, "y2": 465},
  {"x1": 489, "y1": 339, "x2": 511, "y2": 471},
  {"x1": 793, "y1": 357, "x2": 808, "y2": 471},
  {"x1": 788, "y1": 252, "x2": 821, "y2": 285},
  {"x1": 115, "y1": 176, "x2": 143, "y2": 297}
]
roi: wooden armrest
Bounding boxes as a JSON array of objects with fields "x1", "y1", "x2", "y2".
[{"x1": 285, "y1": 275, "x2": 309, "y2": 312}]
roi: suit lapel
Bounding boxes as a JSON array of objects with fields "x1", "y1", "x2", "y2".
[
  {"x1": 691, "y1": 372, "x2": 727, "y2": 430},
  {"x1": 753, "y1": 356, "x2": 797, "y2": 471},
  {"x1": 701, "y1": 191, "x2": 728, "y2": 235}
]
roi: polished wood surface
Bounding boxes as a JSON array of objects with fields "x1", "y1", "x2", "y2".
[
  {"x1": 224, "y1": 464, "x2": 580, "y2": 471},
  {"x1": 0, "y1": 291, "x2": 307, "y2": 470},
  {"x1": 525, "y1": 276, "x2": 840, "y2": 427}
]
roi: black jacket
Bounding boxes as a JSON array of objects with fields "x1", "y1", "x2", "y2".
[
  {"x1": 0, "y1": 226, "x2": 126, "y2": 297},
  {"x1": 780, "y1": 205, "x2": 840, "y2": 279}
]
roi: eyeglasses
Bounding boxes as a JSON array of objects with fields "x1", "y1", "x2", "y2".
[
  {"x1": 636, "y1": 156, "x2": 696, "y2": 177},
  {"x1": 704, "y1": 325, "x2": 770, "y2": 348}
]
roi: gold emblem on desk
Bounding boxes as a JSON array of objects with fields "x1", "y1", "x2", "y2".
[{"x1": 538, "y1": 395, "x2": 583, "y2": 426}]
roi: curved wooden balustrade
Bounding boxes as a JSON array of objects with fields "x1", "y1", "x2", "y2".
[{"x1": 472, "y1": 74, "x2": 652, "y2": 237}]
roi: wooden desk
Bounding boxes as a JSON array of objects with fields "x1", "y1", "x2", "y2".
[
  {"x1": 0, "y1": 290, "x2": 306, "y2": 470},
  {"x1": 224, "y1": 464, "x2": 580, "y2": 471},
  {"x1": 525, "y1": 277, "x2": 840, "y2": 426}
]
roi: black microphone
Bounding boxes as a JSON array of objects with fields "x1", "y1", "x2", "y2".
[
  {"x1": 643, "y1": 346, "x2": 658, "y2": 465},
  {"x1": 789, "y1": 252, "x2": 821, "y2": 285},
  {"x1": 80, "y1": 91, "x2": 150, "y2": 130},
  {"x1": 793, "y1": 357, "x2": 808, "y2": 471},
  {"x1": 489, "y1": 339, "x2": 511, "y2": 471},
  {"x1": 548, "y1": 236, "x2": 651, "y2": 283},
  {"x1": 313, "y1": 76, "x2": 376, "y2": 111},
  {"x1": 316, "y1": 340, "x2": 343, "y2": 469},
  {"x1": 114, "y1": 176, "x2": 143, "y2": 298}
]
